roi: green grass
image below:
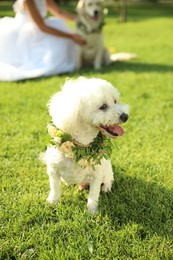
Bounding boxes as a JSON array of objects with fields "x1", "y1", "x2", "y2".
[{"x1": 1, "y1": 2, "x2": 173, "y2": 259}]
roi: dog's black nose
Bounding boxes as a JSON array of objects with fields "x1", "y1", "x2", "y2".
[
  {"x1": 120, "y1": 113, "x2": 128, "y2": 122},
  {"x1": 94, "y1": 10, "x2": 99, "y2": 16}
]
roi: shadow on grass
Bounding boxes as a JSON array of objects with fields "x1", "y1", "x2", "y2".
[
  {"x1": 10, "y1": 60, "x2": 172, "y2": 85},
  {"x1": 99, "y1": 61, "x2": 173, "y2": 74},
  {"x1": 100, "y1": 165, "x2": 173, "y2": 238},
  {"x1": 64, "y1": 61, "x2": 173, "y2": 78}
]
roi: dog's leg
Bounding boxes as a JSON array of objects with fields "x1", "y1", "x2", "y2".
[
  {"x1": 104, "y1": 48, "x2": 111, "y2": 66},
  {"x1": 79, "y1": 183, "x2": 89, "y2": 190},
  {"x1": 94, "y1": 49, "x2": 103, "y2": 70},
  {"x1": 87, "y1": 179, "x2": 102, "y2": 213},
  {"x1": 101, "y1": 159, "x2": 114, "y2": 192},
  {"x1": 47, "y1": 165, "x2": 61, "y2": 203},
  {"x1": 76, "y1": 46, "x2": 82, "y2": 70},
  {"x1": 93, "y1": 34, "x2": 104, "y2": 70}
]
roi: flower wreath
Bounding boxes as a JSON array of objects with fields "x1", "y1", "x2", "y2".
[
  {"x1": 47, "y1": 123, "x2": 113, "y2": 168},
  {"x1": 76, "y1": 19, "x2": 105, "y2": 34}
]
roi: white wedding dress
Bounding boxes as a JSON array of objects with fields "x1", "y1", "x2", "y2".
[{"x1": 0, "y1": 0, "x2": 76, "y2": 81}]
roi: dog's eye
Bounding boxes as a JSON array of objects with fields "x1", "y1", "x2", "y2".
[
  {"x1": 114, "y1": 100, "x2": 117, "y2": 104},
  {"x1": 99, "y1": 103, "x2": 108, "y2": 110}
]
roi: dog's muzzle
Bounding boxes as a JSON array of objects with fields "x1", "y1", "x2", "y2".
[
  {"x1": 92, "y1": 10, "x2": 100, "y2": 20},
  {"x1": 97, "y1": 113, "x2": 128, "y2": 138}
]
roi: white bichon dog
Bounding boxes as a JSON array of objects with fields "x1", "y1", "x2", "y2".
[{"x1": 45, "y1": 77, "x2": 129, "y2": 213}]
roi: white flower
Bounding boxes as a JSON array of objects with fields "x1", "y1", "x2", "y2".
[{"x1": 54, "y1": 136, "x2": 62, "y2": 144}]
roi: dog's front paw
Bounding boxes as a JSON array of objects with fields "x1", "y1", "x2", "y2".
[
  {"x1": 101, "y1": 183, "x2": 112, "y2": 193},
  {"x1": 87, "y1": 200, "x2": 98, "y2": 214},
  {"x1": 46, "y1": 194, "x2": 59, "y2": 204},
  {"x1": 88, "y1": 205, "x2": 98, "y2": 214},
  {"x1": 94, "y1": 63, "x2": 101, "y2": 70}
]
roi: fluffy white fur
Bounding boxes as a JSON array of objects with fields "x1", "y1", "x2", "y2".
[
  {"x1": 45, "y1": 77, "x2": 129, "y2": 213},
  {"x1": 76, "y1": 0, "x2": 136, "y2": 70}
]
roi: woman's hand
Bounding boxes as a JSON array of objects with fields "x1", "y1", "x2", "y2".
[
  {"x1": 24, "y1": 0, "x2": 86, "y2": 45},
  {"x1": 72, "y1": 34, "x2": 86, "y2": 46}
]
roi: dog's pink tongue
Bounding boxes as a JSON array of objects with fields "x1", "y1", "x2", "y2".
[
  {"x1": 93, "y1": 16, "x2": 99, "y2": 21},
  {"x1": 109, "y1": 125, "x2": 124, "y2": 136}
]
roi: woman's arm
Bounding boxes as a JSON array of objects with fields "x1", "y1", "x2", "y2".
[
  {"x1": 47, "y1": 0, "x2": 76, "y2": 21},
  {"x1": 23, "y1": 0, "x2": 85, "y2": 45}
]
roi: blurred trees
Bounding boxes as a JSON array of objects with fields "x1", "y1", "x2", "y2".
[{"x1": 55, "y1": 0, "x2": 161, "y2": 23}]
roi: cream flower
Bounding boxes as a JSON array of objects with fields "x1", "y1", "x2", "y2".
[
  {"x1": 59, "y1": 141, "x2": 75, "y2": 158},
  {"x1": 48, "y1": 125, "x2": 59, "y2": 138},
  {"x1": 78, "y1": 158, "x2": 96, "y2": 167}
]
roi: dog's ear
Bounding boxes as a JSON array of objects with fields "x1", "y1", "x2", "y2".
[
  {"x1": 48, "y1": 86, "x2": 82, "y2": 135},
  {"x1": 76, "y1": 0, "x2": 85, "y2": 14}
]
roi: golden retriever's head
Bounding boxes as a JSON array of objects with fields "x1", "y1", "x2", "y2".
[{"x1": 77, "y1": 0, "x2": 103, "y2": 20}]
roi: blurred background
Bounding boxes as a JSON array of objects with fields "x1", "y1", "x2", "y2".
[{"x1": 0, "y1": 0, "x2": 173, "y2": 22}]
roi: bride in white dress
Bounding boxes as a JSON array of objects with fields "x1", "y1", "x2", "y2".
[{"x1": 0, "y1": 0, "x2": 85, "y2": 81}]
